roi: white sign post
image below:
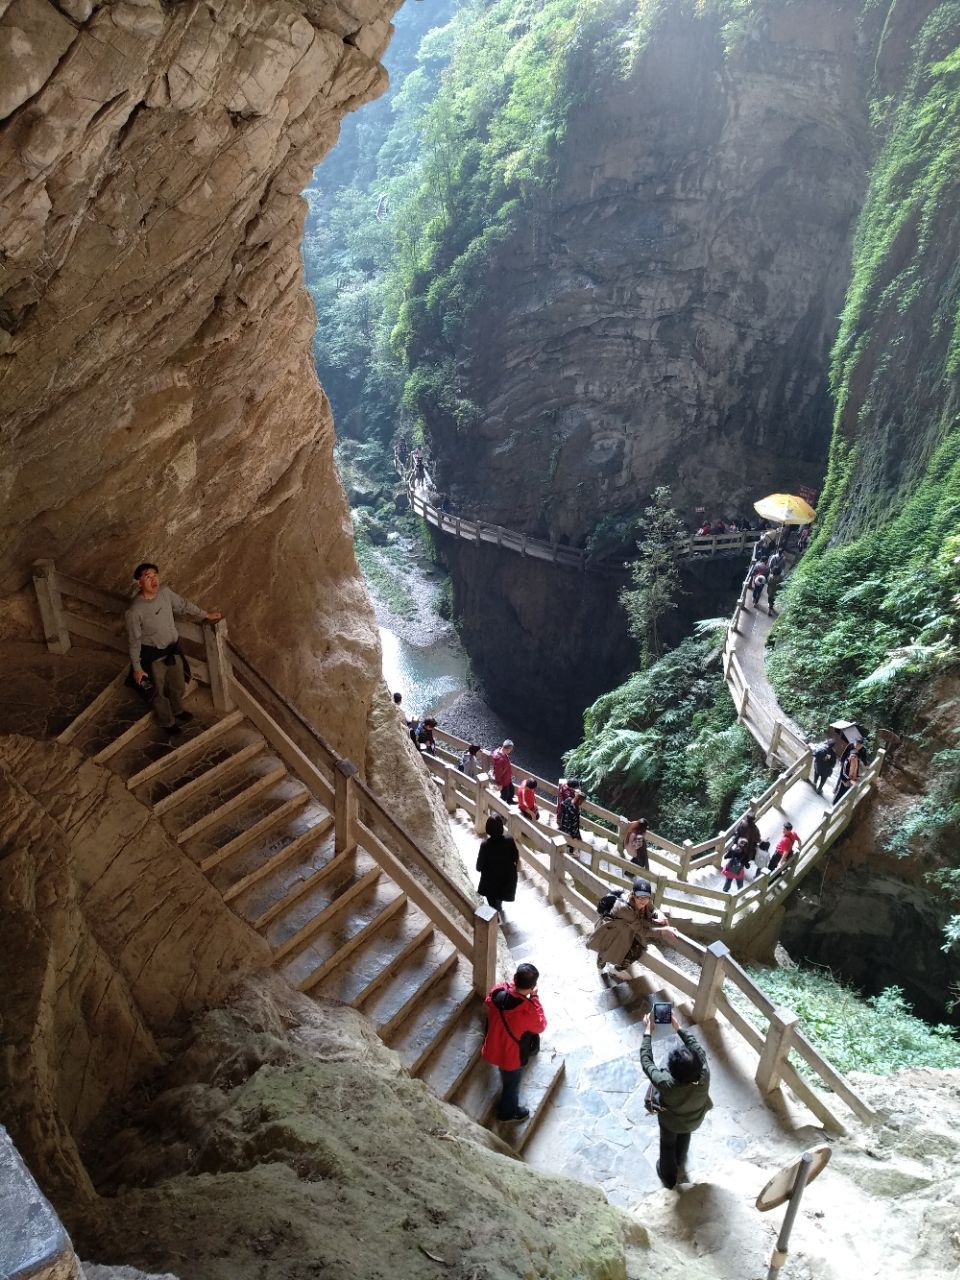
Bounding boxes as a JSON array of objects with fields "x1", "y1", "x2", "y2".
[{"x1": 756, "y1": 1144, "x2": 831, "y2": 1280}]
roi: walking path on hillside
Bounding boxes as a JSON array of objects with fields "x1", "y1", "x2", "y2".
[{"x1": 444, "y1": 813, "x2": 904, "y2": 1280}]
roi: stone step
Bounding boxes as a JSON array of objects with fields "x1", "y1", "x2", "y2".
[
  {"x1": 299, "y1": 889, "x2": 409, "y2": 996},
  {"x1": 454, "y1": 1051, "x2": 566, "y2": 1154},
  {"x1": 280, "y1": 875, "x2": 406, "y2": 991},
  {"x1": 150, "y1": 735, "x2": 265, "y2": 815},
  {"x1": 170, "y1": 762, "x2": 287, "y2": 844},
  {"x1": 125, "y1": 710, "x2": 245, "y2": 790},
  {"x1": 194, "y1": 785, "x2": 313, "y2": 872},
  {"x1": 387, "y1": 962, "x2": 476, "y2": 1076},
  {"x1": 88, "y1": 682, "x2": 198, "y2": 763},
  {"x1": 360, "y1": 937, "x2": 458, "y2": 1040},
  {"x1": 312, "y1": 904, "x2": 434, "y2": 1008},
  {"x1": 216, "y1": 811, "x2": 334, "y2": 905},
  {"x1": 237, "y1": 823, "x2": 340, "y2": 928},
  {"x1": 57, "y1": 670, "x2": 127, "y2": 745},
  {"x1": 262, "y1": 848, "x2": 378, "y2": 957},
  {"x1": 418, "y1": 1001, "x2": 486, "y2": 1102}
]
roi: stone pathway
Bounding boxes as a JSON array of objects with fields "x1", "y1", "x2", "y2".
[
  {"x1": 732, "y1": 589, "x2": 806, "y2": 742},
  {"x1": 446, "y1": 814, "x2": 917, "y2": 1280}
]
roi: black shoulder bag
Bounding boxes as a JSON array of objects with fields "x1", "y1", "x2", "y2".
[{"x1": 496, "y1": 999, "x2": 540, "y2": 1067}]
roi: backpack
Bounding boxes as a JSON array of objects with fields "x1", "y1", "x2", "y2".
[{"x1": 597, "y1": 889, "x2": 623, "y2": 917}]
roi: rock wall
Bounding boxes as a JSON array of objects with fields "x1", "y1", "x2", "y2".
[{"x1": 0, "y1": 0, "x2": 399, "y2": 767}]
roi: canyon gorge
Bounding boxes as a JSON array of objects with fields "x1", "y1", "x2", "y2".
[{"x1": 1, "y1": 1, "x2": 959, "y2": 1278}]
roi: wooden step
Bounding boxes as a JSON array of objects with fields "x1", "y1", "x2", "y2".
[
  {"x1": 314, "y1": 913, "x2": 435, "y2": 1009},
  {"x1": 126, "y1": 710, "x2": 244, "y2": 789},
  {"x1": 388, "y1": 966, "x2": 476, "y2": 1076},
  {"x1": 222, "y1": 813, "x2": 335, "y2": 907},
  {"x1": 153, "y1": 738, "x2": 265, "y2": 816},
  {"x1": 91, "y1": 682, "x2": 197, "y2": 763},
  {"x1": 197, "y1": 788, "x2": 311, "y2": 870},
  {"x1": 418, "y1": 1002, "x2": 486, "y2": 1102},
  {"x1": 271, "y1": 862, "x2": 382, "y2": 964},
  {"x1": 173, "y1": 763, "x2": 286, "y2": 842},
  {"x1": 57, "y1": 671, "x2": 127, "y2": 745},
  {"x1": 299, "y1": 889, "x2": 408, "y2": 995},
  {"x1": 361, "y1": 941, "x2": 459, "y2": 1040},
  {"x1": 279, "y1": 876, "x2": 405, "y2": 992}
]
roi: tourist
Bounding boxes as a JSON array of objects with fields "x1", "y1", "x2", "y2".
[
  {"x1": 555, "y1": 776, "x2": 579, "y2": 820},
  {"x1": 482, "y1": 963, "x2": 547, "y2": 1122},
  {"x1": 458, "y1": 743, "x2": 482, "y2": 778},
  {"x1": 721, "y1": 840, "x2": 748, "y2": 892},
  {"x1": 490, "y1": 739, "x2": 515, "y2": 804},
  {"x1": 833, "y1": 735, "x2": 865, "y2": 804},
  {"x1": 812, "y1": 740, "x2": 837, "y2": 793},
  {"x1": 732, "y1": 809, "x2": 762, "y2": 864},
  {"x1": 414, "y1": 446, "x2": 426, "y2": 486},
  {"x1": 695, "y1": 520, "x2": 711, "y2": 537},
  {"x1": 410, "y1": 716, "x2": 438, "y2": 754},
  {"x1": 624, "y1": 817, "x2": 650, "y2": 870},
  {"x1": 476, "y1": 814, "x2": 519, "y2": 914},
  {"x1": 517, "y1": 778, "x2": 540, "y2": 822},
  {"x1": 396, "y1": 435, "x2": 408, "y2": 467},
  {"x1": 125, "y1": 563, "x2": 222, "y2": 736},
  {"x1": 392, "y1": 690, "x2": 407, "y2": 726},
  {"x1": 587, "y1": 877, "x2": 677, "y2": 978},
  {"x1": 767, "y1": 822, "x2": 801, "y2": 874},
  {"x1": 557, "y1": 788, "x2": 584, "y2": 846},
  {"x1": 750, "y1": 567, "x2": 767, "y2": 609},
  {"x1": 641, "y1": 1009, "x2": 713, "y2": 1190},
  {"x1": 798, "y1": 524, "x2": 811, "y2": 553}
]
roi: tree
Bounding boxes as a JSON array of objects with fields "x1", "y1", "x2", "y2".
[{"x1": 619, "y1": 486, "x2": 684, "y2": 661}]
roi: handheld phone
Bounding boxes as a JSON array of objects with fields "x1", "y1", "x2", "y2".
[{"x1": 653, "y1": 1001, "x2": 673, "y2": 1025}]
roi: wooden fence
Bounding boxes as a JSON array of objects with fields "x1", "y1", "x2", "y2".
[{"x1": 32, "y1": 560, "x2": 499, "y2": 996}]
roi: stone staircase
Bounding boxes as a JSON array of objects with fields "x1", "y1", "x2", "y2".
[{"x1": 58, "y1": 675, "x2": 563, "y2": 1151}]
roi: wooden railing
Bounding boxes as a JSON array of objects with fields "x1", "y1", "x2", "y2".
[
  {"x1": 32, "y1": 559, "x2": 879, "y2": 1130},
  {"x1": 422, "y1": 757, "x2": 874, "y2": 1131},
  {"x1": 31, "y1": 560, "x2": 499, "y2": 995},
  {"x1": 406, "y1": 484, "x2": 756, "y2": 575}
]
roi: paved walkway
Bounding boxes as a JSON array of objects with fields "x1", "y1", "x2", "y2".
[
  {"x1": 446, "y1": 814, "x2": 871, "y2": 1279},
  {"x1": 730, "y1": 590, "x2": 805, "y2": 742}
]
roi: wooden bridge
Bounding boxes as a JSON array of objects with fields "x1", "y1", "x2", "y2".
[
  {"x1": 402, "y1": 468, "x2": 758, "y2": 574},
  {"x1": 31, "y1": 559, "x2": 878, "y2": 1137}
]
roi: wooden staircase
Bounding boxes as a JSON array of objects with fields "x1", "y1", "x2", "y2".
[{"x1": 56, "y1": 669, "x2": 563, "y2": 1152}]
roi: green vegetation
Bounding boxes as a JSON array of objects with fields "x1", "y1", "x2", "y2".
[
  {"x1": 563, "y1": 627, "x2": 770, "y2": 840},
  {"x1": 619, "y1": 487, "x2": 685, "y2": 662},
  {"x1": 734, "y1": 966, "x2": 960, "y2": 1077}
]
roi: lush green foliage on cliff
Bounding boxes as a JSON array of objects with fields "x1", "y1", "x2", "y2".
[{"x1": 563, "y1": 627, "x2": 769, "y2": 840}]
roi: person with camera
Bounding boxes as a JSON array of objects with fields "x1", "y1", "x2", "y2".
[
  {"x1": 641, "y1": 1008, "x2": 713, "y2": 1190},
  {"x1": 481, "y1": 963, "x2": 547, "y2": 1122}
]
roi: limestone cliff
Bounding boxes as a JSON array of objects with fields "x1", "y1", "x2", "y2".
[{"x1": 0, "y1": 0, "x2": 393, "y2": 767}]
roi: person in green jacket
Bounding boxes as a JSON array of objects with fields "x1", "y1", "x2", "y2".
[{"x1": 641, "y1": 1011, "x2": 713, "y2": 1189}]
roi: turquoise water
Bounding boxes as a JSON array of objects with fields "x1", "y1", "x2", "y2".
[{"x1": 379, "y1": 626, "x2": 468, "y2": 719}]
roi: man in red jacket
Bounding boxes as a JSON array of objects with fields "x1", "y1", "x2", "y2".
[{"x1": 482, "y1": 963, "x2": 547, "y2": 1122}]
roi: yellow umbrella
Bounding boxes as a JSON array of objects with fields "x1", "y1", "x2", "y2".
[{"x1": 753, "y1": 493, "x2": 816, "y2": 525}]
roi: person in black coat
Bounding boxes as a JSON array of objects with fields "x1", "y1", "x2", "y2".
[{"x1": 476, "y1": 814, "x2": 519, "y2": 914}]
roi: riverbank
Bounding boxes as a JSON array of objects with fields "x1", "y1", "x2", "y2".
[{"x1": 358, "y1": 525, "x2": 566, "y2": 779}]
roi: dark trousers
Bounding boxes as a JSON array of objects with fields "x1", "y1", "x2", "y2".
[
  {"x1": 486, "y1": 896, "x2": 503, "y2": 913},
  {"x1": 148, "y1": 653, "x2": 186, "y2": 728},
  {"x1": 500, "y1": 784, "x2": 515, "y2": 805},
  {"x1": 833, "y1": 779, "x2": 851, "y2": 805},
  {"x1": 497, "y1": 1067, "x2": 523, "y2": 1119},
  {"x1": 722, "y1": 875, "x2": 743, "y2": 892},
  {"x1": 658, "y1": 1124, "x2": 691, "y2": 1189},
  {"x1": 813, "y1": 764, "x2": 832, "y2": 792}
]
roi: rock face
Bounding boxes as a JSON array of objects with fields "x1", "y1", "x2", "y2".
[
  {"x1": 0, "y1": 734, "x2": 272, "y2": 1215},
  {"x1": 431, "y1": 3, "x2": 867, "y2": 538},
  {"x1": 0, "y1": 0, "x2": 399, "y2": 767},
  {"x1": 421, "y1": 1, "x2": 868, "y2": 727}
]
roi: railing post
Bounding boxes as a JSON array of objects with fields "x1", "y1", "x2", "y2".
[
  {"x1": 755, "y1": 1007, "x2": 801, "y2": 1094},
  {"x1": 693, "y1": 940, "x2": 729, "y2": 1022},
  {"x1": 738, "y1": 684, "x2": 750, "y2": 720},
  {"x1": 442, "y1": 764, "x2": 457, "y2": 814},
  {"x1": 32, "y1": 559, "x2": 71, "y2": 654},
  {"x1": 474, "y1": 773, "x2": 490, "y2": 834},
  {"x1": 714, "y1": 833, "x2": 726, "y2": 866},
  {"x1": 472, "y1": 902, "x2": 499, "y2": 995},
  {"x1": 680, "y1": 839, "x2": 693, "y2": 881},
  {"x1": 722, "y1": 890, "x2": 737, "y2": 929},
  {"x1": 767, "y1": 720, "x2": 783, "y2": 767},
  {"x1": 548, "y1": 835, "x2": 566, "y2": 907},
  {"x1": 617, "y1": 815, "x2": 629, "y2": 853},
  {"x1": 203, "y1": 617, "x2": 234, "y2": 712},
  {"x1": 334, "y1": 758, "x2": 359, "y2": 855},
  {"x1": 653, "y1": 876, "x2": 666, "y2": 910}
]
